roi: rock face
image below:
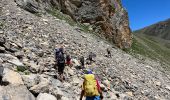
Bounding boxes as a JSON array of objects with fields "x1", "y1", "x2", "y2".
[{"x1": 14, "y1": 0, "x2": 132, "y2": 49}]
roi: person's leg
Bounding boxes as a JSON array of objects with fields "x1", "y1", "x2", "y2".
[
  {"x1": 0, "y1": 76, "x2": 2, "y2": 85},
  {"x1": 61, "y1": 63, "x2": 65, "y2": 82},
  {"x1": 94, "y1": 96, "x2": 100, "y2": 100},
  {"x1": 58, "y1": 63, "x2": 62, "y2": 81},
  {"x1": 86, "y1": 96, "x2": 94, "y2": 100}
]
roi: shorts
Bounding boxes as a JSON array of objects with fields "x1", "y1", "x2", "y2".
[
  {"x1": 58, "y1": 63, "x2": 65, "y2": 74},
  {"x1": 86, "y1": 96, "x2": 100, "y2": 100}
]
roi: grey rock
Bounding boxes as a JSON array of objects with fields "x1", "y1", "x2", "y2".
[
  {"x1": 21, "y1": 74, "x2": 39, "y2": 88},
  {"x1": 0, "y1": 46, "x2": 5, "y2": 53},
  {"x1": 0, "y1": 37, "x2": 5, "y2": 46},
  {"x1": 37, "y1": 93, "x2": 57, "y2": 100},
  {"x1": 2, "y1": 68, "x2": 24, "y2": 85},
  {"x1": 0, "y1": 53, "x2": 24, "y2": 67},
  {"x1": 0, "y1": 85, "x2": 35, "y2": 100}
]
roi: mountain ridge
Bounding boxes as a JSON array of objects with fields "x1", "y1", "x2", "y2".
[{"x1": 134, "y1": 18, "x2": 170, "y2": 40}]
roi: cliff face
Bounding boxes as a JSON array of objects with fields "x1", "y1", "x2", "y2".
[{"x1": 14, "y1": 0, "x2": 132, "y2": 49}]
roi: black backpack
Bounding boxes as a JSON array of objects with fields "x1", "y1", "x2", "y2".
[{"x1": 58, "y1": 52, "x2": 65, "y2": 63}]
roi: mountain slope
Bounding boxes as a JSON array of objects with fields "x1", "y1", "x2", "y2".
[
  {"x1": 130, "y1": 19, "x2": 170, "y2": 68},
  {"x1": 134, "y1": 18, "x2": 170, "y2": 40},
  {"x1": 0, "y1": 0, "x2": 170, "y2": 100}
]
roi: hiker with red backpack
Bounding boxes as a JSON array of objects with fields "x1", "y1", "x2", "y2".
[
  {"x1": 66, "y1": 54, "x2": 72, "y2": 67},
  {"x1": 54, "y1": 44, "x2": 65, "y2": 82},
  {"x1": 80, "y1": 69, "x2": 103, "y2": 100}
]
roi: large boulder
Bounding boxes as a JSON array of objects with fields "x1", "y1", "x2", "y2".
[
  {"x1": 2, "y1": 68, "x2": 24, "y2": 85},
  {"x1": 37, "y1": 93, "x2": 57, "y2": 100},
  {"x1": 21, "y1": 74, "x2": 39, "y2": 88},
  {"x1": 29, "y1": 75, "x2": 51, "y2": 94},
  {"x1": 0, "y1": 53, "x2": 26, "y2": 71},
  {"x1": 0, "y1": 85, "x2": 35, "y2": 100}
]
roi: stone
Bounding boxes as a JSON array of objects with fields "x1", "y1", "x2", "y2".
[
  {"x1": 101, "y1": 84, "x2": 108, "y2": 92},
  {"x1": 103, "y1": 80, "x2": 110, "y2": 90},
  {"x1": 65, "y1": 66, "x2": 74, "y2": 76},
  {"x1": 15, "y1": 51, "x2": 24, "y2": 59},
  {"x1": 61, "y1": 96, "x2": 69, "y2": 100},
  {"x1": 29, "y1": 76, "x2": 50, "y2": 94},
  {"x1": 0, "y1": 54, "x2": 25, "y2": 69},
  {"x1": 0, "y1": 46, "x2": 5, "y2": 53},
  {"x1": 2, "y1": 68, "x2": 24, "y2": 85},
  {"x1": 72, "y1": 77, "x2": 80, "y2": 86},
  {"x1": 155, "y1": 81, "x2": 161, "y2": 86},
  {"x1": 165, "y1": 85, "x2": 170, "y2": 91},
  {"x1": 51, "y1": 87, "x2": 64, "y2": 100},
  {"x1": 28, "y1": 61, "x2": 40, "y2": 73},
  {"x1": 51, "y1": 78, "x2": 63, "y2": 88},
  {"x1": 0, "y1": 85, "x2": 35, "y2": 100},
  {"x1": 37, "y1": 93, "x2": 57, "y2": 100},
  {"x1": 0, "y1": 31, "x2": 3, "y2": 34},
  {"x1": 72, "y1": 59, "x2": 80, "y2": 67},
  {"x1": 126, "y1": 91, "x2": 133, "y2": 97},
  {"x1": 21, "y1": 74, "x2": 39, "y2": 88},
  {"x1": 0, "y1": 37, "x2": 5, "y2": 46}
]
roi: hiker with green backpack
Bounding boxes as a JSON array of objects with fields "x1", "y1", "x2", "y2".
[{"x1": 80, "y1": 69, "x2": 103, "y2": 100}]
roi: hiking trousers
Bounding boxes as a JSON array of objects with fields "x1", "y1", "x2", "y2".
[{"x1": 86, "y1": 96, "x2": 100, "y2": 100}]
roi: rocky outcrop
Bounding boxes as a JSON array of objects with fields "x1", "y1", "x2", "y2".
[{"x1": 14, "y1": 0, "x2": 132, "y2": 49}]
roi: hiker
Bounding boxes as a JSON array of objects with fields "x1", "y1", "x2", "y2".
[
  {"x1": 54, "y1": 44, "x2": 65, "y2": 82},
  {"x1": 88, "y1": 52, "x2": 95, "y2": 64},
  {"x1": 0, "y1": 65, "x2": 4, "y2": 85},
  {"x1": 66, "y1": 54, "x2": 72, "y2": 67},
  {"x1": 106, "y1": 48, "x2": 111, "y2": 58},
  {"x1": 80, "y1": 56, "x2": 85, "y2": 69},
  {"x1": 80, "y1": 69, "x2": 103, "y2": 100}
]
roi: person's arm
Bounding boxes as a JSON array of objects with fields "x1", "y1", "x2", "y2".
[
  {"x1": 80, "y1": 81, "x2": 85, "y2": 100},
  {"x1": 96, "y1": 79, "x2": 103, "y2": 99},
  {"x1": 80, "y1": 90, "x2": 84, "y2": 100}
]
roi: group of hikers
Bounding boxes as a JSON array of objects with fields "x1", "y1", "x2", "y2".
[
  {"x1": 0, "y1": 43, "x2": 112, "y2": 100},
  {"x1": 55, "y1": 44, "x2": 112, "y2": 100}
]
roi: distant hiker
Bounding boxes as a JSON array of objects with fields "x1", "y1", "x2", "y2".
[
  {"x1": 106, "y1": 48, "x2": 111, "y2": 58},
  {"x1": 55, "y1": 45, "x2": 64, "y2": 62},
  {"x1": 0, "y1": 65, "x2": 4, "y2": 85},
  {"x1": 80, "y1": 69, "x2": 103, "y2": 100},
  {"x1": 80, "y1": 56, "x2": 85, "y2": 69},
  {"x1": 66, "y1": 54, "x2": 72, "y2": 67},
  {"x1": 88, "y1": 52, "x2": 96, "y2": 64},
  {"x1": 54, "y1": 44, "x2": 65, "y2": 82}
]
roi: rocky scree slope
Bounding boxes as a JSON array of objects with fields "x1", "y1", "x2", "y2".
[
  {"x1": 14, "y1": 0, "x2": 132, "y2": 49},
  {"x1": 1, "y1": 0, "x2": 170, "y2": 100}
]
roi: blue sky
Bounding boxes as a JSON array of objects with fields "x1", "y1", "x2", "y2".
[{"x1": 122, "y1": 0, "x2": 170, "y2": 31}]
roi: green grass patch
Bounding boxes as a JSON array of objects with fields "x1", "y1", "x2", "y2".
[
  {"x1": 125, "y1": 34, "x2": 170, "y2": 70},
  {"x1": 46, "y1": 9, "x2": 94, "y2": 33}
]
